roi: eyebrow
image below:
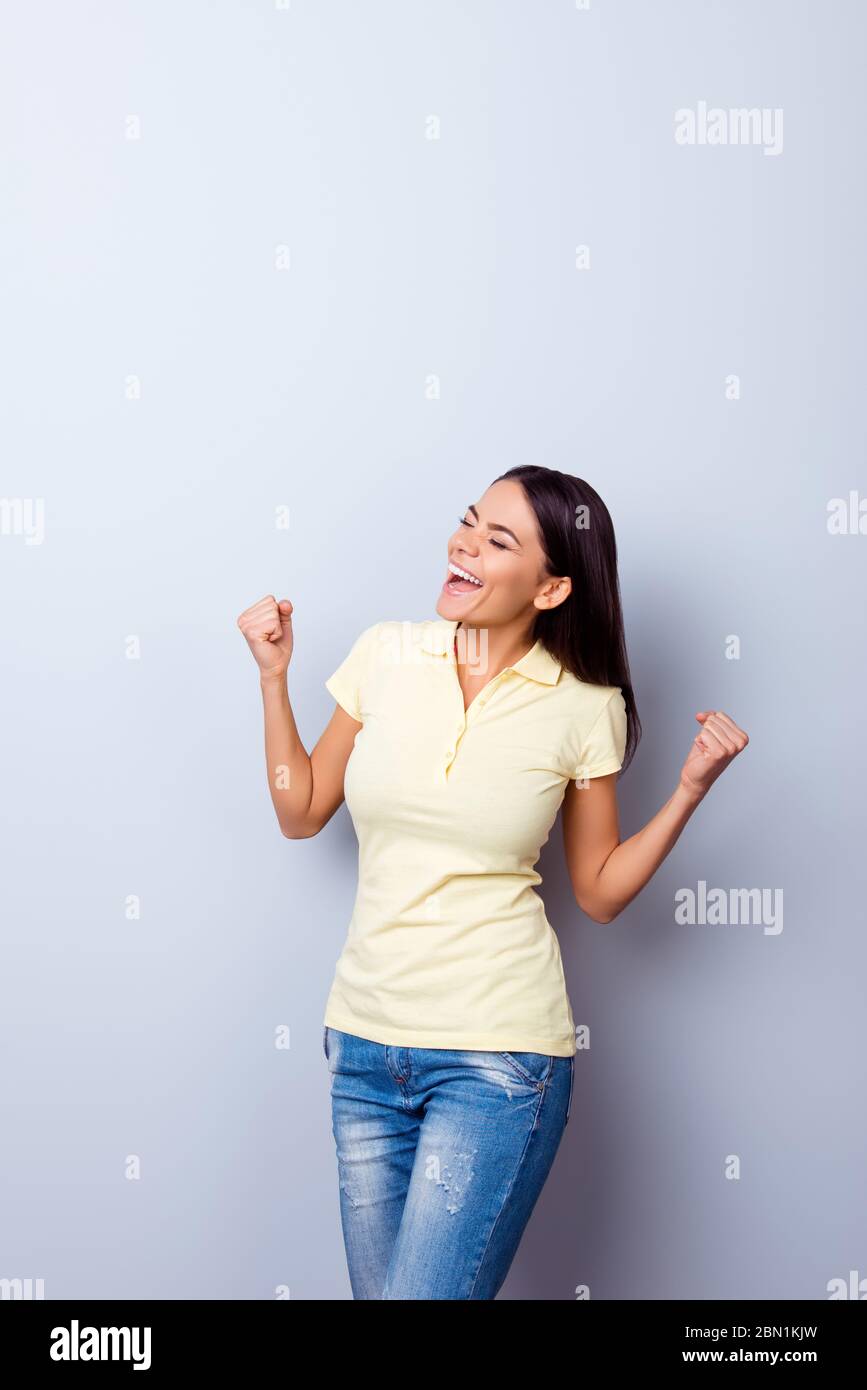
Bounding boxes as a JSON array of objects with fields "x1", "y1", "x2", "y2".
[{"x1": 467, "y1": 503, "x2": 521, "y2": 545}]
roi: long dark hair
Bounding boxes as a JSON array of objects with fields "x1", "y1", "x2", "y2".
[{"x1": 495, "y1": 464, "x2": 640, "y2": 775}]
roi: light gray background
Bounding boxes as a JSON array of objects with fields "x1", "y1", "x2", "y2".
[{"x1": 2, "y1": 0, "x2": 864, "y2": 1301}]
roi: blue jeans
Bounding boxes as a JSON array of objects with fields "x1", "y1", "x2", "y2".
[{"x1": 323, "y1": 1025, "x2": 574, "y2": 1299}]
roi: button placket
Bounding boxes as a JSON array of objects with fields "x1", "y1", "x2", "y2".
[
  {"x1": 441, "y1": 668, "x2": 508, "y2": 779},
  {"x1": 443, "y1": 654, "x2": 466, "y2": 778},
  {"x1": 442, "y1": 713, "x2": 465, "y2": 779}
]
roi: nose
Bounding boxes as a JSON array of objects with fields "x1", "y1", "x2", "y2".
[{"x1": 454, "y1": 534, "x2": 479, "y2": 556}]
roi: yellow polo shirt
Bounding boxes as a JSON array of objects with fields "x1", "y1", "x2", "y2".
[{"x1": 322, "y1": 618, "x2": 627, "y2": 1057}]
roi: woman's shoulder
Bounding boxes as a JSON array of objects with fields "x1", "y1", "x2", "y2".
[
  {"x1": 555, "y1": 664, "x2": 623, "y2": 709},
  {"x1": 555, "y1": 669, "x2": 622, "y2": 733},
  {"x1": 554, "y1": 670, "x2": 627, "y2": 776}
]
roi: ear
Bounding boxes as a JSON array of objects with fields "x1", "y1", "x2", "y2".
[{"x1": 535, "y1": 575, "x2": 572, "y2": 611}]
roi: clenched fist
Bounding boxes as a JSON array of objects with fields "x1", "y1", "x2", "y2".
[
  {"x1": 237, "y1": 595, "x2": 294, "y2": 678},
  {"x1": 679, "y1": 709, "x2": 749, "y2": 801}
]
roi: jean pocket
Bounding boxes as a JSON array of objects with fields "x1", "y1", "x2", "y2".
[
  {"x1": 497, "y1": 1051, "x2": 554, "y2": 1089},
  {"x1": 323, "y1": 1025, "x2": 329, "y2": 1061},
  {"x1": 565, "y1": 1055, "x2": 575, "y2": 1126}
]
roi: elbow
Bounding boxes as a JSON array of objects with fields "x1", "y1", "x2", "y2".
[
  {"x1": 579, "y1": 899, "x2": 621, "y2": 924},
  {"x1": 281, "y1": 822, "x2": 318, "y2": 840}
]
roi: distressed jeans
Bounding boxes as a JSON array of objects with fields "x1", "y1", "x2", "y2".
[{"x1": 323, "y1": 1025, "x2": 574, "y2": 1299}]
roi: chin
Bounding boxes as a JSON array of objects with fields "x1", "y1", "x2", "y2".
[{"x1": 436, "y1": 596, "x2": 478, "y2": 619}]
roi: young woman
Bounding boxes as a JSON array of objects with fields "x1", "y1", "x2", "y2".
[{"x1": 237, "y1": 465, "x2": 749, "y2": 1300}]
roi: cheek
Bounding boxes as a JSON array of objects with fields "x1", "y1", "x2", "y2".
[
  {"x1": 475, "y1": 568, "x2": 533, "y2": 624},
  {"x1": 493, "y1": 557, "x2": 537, "y2": 600}
]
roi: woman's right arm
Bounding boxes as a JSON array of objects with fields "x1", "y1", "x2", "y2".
[{"x1": 237, "y1": 596, "x2": 361, "y2": 839}]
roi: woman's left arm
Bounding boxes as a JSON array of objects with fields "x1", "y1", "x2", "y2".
[{"x1": 561, "y1": 710, "x2": 749, "y2": 923}]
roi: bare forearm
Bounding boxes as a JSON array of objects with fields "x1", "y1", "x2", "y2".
[
  {"x1": 591, "y1": 782, "x2": 704, "y2": 921},
  {"x1": 260, "y1": 671, "x2": 313, "y2": 836}
]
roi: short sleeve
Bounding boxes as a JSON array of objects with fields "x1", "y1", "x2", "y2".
[
  {"x1": 324, "y1": 622, "x2": 380, "y2": 723},
  {"x1": 576, "y1": 688, "x2": 627, "y2": 779}
]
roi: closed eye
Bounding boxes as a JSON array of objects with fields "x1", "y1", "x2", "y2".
[{"x1": 457, "y1": 515, "x2": 508, "y2": 550}]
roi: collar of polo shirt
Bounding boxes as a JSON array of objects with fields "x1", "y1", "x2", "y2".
[{"x1": 421, "y1": 618, "x2": 562, "y2": 686}]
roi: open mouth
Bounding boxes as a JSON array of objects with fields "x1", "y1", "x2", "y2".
[{"x1": 442, "y1": 561, "x2": 485, "y2": 596}]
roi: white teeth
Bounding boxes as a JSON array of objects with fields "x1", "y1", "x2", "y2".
[{"x1": 448, "y1": 562, "x2": 483, "y2": 586}]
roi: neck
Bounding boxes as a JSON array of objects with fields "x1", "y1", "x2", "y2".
[{"x1": 454, "y1": 617, "x2": 537, "y2": 676}]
